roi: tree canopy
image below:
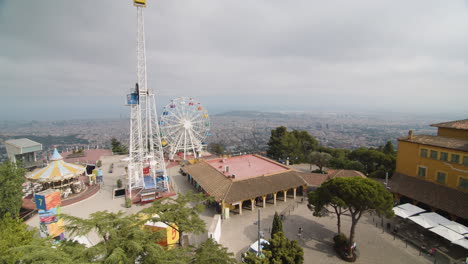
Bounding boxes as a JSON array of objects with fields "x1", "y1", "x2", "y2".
[
  {"x1": 267, "y1": 126, "x2": 318, "y2": 163},
  {"x1": 308, "y1": 177, "x2": 394, "y2": 255},
  {"x1": 308, "y1": 151, "x2": 332, "y2": 173},
  {"x1": 0, "y1": 161, "x2": 26, "y2": 218},
  {"x1": 110, "y1": 138, "x2": 128, "y2": 154},
  {"x1": 271, "y1": 212, "x2": 283, "y2": 236},
  {"x1": 208, "y1": 143, "x2": 225, "y2": 156},
  {"x1": 244, "y1": 232, "x2": 304, "y2": 264},
  {"x1": 192, "y1": 238, "x2": 237, "y2": 264},
  {"x1": 0, "y1": 192, "x2": 231, "y2": 264}
]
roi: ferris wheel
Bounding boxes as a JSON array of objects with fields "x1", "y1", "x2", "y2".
[{"x1": 159, "y1": 97, "x2": 210, "y2": 160}]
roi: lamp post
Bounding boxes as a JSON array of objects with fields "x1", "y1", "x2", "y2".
[{"x1": 257, "y1": 208, "x2": 261, "y2": 256}]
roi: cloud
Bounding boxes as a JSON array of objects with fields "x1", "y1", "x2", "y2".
[{"x1": 0, "y1": 0, "x2": 467, "y2": 118}]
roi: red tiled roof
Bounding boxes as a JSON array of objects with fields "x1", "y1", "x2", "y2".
[
  {"x1": 431, "y1": 119, "x2": 468, "y2": 130},
  {"x1": 297, "y1": 172, "x2": 329, "y2": 186},
  {"x1": 298, "y1": 170, "x2": 366, "y2": 187},
  {"x1": 61, "y1": 149, "x2": 113, "y2": 164},
  {"x1": 398, "y1": 135, "x2": 468, "y2": 152},
  {"x1": 328, "y1": 169, "x2": 366, "y2": 179},
  {"x1": 182, "y1": 158, "x2": 306, "y2": 203}
]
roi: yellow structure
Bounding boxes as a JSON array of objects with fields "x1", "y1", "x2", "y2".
[
  {"x1": 396, "y1": 120, "x2": 468, "y2": 190},
  {"x1": 390, "y1": 119, "x2": 468, "y2": 220},
  {"x1": 134, "y1": 0, "x2": 146, "y2": 7}
]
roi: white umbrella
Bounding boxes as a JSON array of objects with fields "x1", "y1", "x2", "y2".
[
  {"x1": 452, "y1": 238, "x2": 468, "y2": 250},
  {"x1": 430, "y1": 226, "x2": 464, "y2": 242},
  {"x1": 396, "y1": 203, "x2": 425, "y2": 216},
  {"x1": 441, "y1": 221, "x2": 468, "y2": 235}
]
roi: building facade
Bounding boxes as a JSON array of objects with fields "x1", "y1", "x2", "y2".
[
  {"x1": 5, "y1": 138, "x2": 43, "y2": 169},
  {"x1": 389, "y1": 119, "x2": 468, "y2": 221}
]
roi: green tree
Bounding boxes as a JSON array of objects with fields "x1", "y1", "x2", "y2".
[
  {"x1": 141, "y1": 191, "x2": 210, "y2": 245},
  {"x1": 0, "y1": 213, "x2": 35, "y2": 256},
  {"x1": 308, "y1": 177, "x2": 394, "y2": 256},
  {"x1": 264, "y1": 232, "x2": 304, "y2": 264},
  {"x1": 63, "y1": 210, "x2": 186, "y2": 264},
  {"x1": 208, "y1": 143, "x2": 225, "y2": 156},
  {"x1": 267, "y1": 127, "x2": 319, "y2": 163},
  {"x1": 192, "y1": 238, "x2": 237, "y2": 264},
  {"x1": 382, "y1": 141, "x2": 395, "y2": 155},
  {"x1": 271, "y1": 212, "x2": 283, "y2": 236},
  {"x1": 308, "y1": 151, "x2": 332, "y2": 173},
  {"x1": 243, "y1": 232, "x2": 304, "y2": 264},
  {"x1": 0, "y1": 161, "x2": 26, "y2": 218},
  {"x1": 267, "y1": 126, "x2": 288, "y2": 160},
  {"x1": 110, "y1": 138, "x2": 128, "y2": 154},
  {"x1": 243, "y1": 251, "x2": 269, "y2": 264}
]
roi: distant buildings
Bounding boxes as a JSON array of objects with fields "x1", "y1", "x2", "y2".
[
  {"x1": 389, "y1": 119, "x2": 468, "y2": 221},
  {"x1": 5, "y1": 138, "x2": 42, "y2": 169}
]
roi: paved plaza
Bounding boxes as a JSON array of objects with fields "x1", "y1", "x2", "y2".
[{"x1": 25, "y1": 156, "x2": 433, "y2": 263}]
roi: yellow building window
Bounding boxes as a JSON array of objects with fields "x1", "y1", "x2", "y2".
[
  {"x1": 420, "y1": 149, "x2": 428, "y2": 158},
  {"x1": 463, "y1": 156, "x2": 468, "y2": 167},
  {"x1": 451, "y1": 154, "x2": 460, "y2": 164},
  {"x1": 436, "y1": 172, "x2": 446, "y2": 184},
  {"x1": 440, "y1": 152, "x2": 448, "y2": 161},
  {"x1": 417, "y1": 166, "x2": 426, "y2": 177},
  {"x1": 430, "y1": 150, "x2": 438, "y2": 159},
  {"x1": 459, "y1": 178, "x2": 468, "y2": 191}
]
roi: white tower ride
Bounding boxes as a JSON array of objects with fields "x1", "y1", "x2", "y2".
[{"x1": 126, "y1": 0, "x2": 168, "y2": 199}]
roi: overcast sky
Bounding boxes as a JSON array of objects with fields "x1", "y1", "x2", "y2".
[{"x1": 0, "y1": 0, "x2": 467, "y2": 120}]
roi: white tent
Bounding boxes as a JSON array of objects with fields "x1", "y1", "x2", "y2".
[
  {"x1": 441, "y1": 221, "x2": 468, "y2": 235},
  {"x1": 393, "y1": 203, "x2": 425, "y2": 219},
  {"x1": 452, "y1": 238, "x2": 468, "y2": 250},
  {"x1": 249, "y1": 239, "x2": 269, "y2": 254},
  {"x1": 430, "y1": 226, "x2": 464, "y2": 242},
  {"x1": 393, "y1": 207, "x2": 413, "y2": 219},
  {"x1": 408, "y1": 212, "x2": 450, "y2": 229},
  {"x1": 397, "y1": 203, "x2": 425, "y2": 216}
]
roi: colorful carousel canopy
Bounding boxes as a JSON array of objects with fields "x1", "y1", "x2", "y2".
[{"x1": 26, "y1": 148, "x2": 85, "y2": 183}]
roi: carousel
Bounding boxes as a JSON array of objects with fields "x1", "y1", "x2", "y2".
[{"x1": 26, "y1": 148, "x2": 86, "y2": 198}]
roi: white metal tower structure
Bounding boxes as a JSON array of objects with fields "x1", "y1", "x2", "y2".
[{"x1": 126, "y1": 0, "x2": 168, "y2": 199}]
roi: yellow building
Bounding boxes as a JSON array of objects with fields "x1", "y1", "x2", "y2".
[{"x1": 389, "y1": 119, "x2": 468, "y2": 221}]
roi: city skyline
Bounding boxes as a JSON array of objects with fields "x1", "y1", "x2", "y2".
[{"x1": 1, "y1": 0, "x2": 467, "y2": 120}]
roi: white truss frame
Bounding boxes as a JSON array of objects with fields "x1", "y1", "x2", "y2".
[{"x1": 127, "y1": 5, "x2": 168, "y2": 199}]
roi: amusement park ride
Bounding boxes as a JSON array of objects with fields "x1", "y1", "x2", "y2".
[
  {"x1": 126, "y1": 0, "x2": 168, "y2": 200},
  {"x1": 159, "y1": 97, "x2": 211, "y2": 160}
]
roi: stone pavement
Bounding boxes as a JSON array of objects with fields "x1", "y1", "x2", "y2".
[
  {"x1": 25, "y1": 157, "x2": 434, "y2": 264},
  {"x1": 172, "y1": 167, "x2": 432, "y2": 263},
  {"x1": 218, "y1": 198, "x2": 432, "y2": 264}
]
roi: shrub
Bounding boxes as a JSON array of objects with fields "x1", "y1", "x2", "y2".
[
  {"x1": 117, "y1": 179, "x2": 122, "y2": 189},
  {"x1": 125, "y1": 197, "x2": 132, "y2": 208},
  {"x1": 333, "y1": 233, "x2": 349, "y2": 249}
]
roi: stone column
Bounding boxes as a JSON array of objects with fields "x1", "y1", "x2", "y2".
[
  {"x1": 284, "y1": 190, "x2": 287, "y2": 202},
  {"x1": 239, "y1": 201, "x2": 243, "y2": 215},
  {"x1": 251, "y1": 199, "x2": 255, "y2": 210},
  {"x1": 293, "y1": 188, "x2": 297, "y2": 200},
  {"x1": 273, "y1": 193, "x2": 277, "y2": 206},
  {"x1": 262, "y1": 196, "x2": 266, "y2": 208}
]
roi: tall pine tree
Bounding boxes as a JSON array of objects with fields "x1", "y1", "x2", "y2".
[{"x1": 271, "y1": 212, "x2": 283, "y2": 236}]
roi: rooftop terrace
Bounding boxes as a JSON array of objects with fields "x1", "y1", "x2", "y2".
[{"x1": 205, "y1": 154, "x2": 289, "y2": 181}]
